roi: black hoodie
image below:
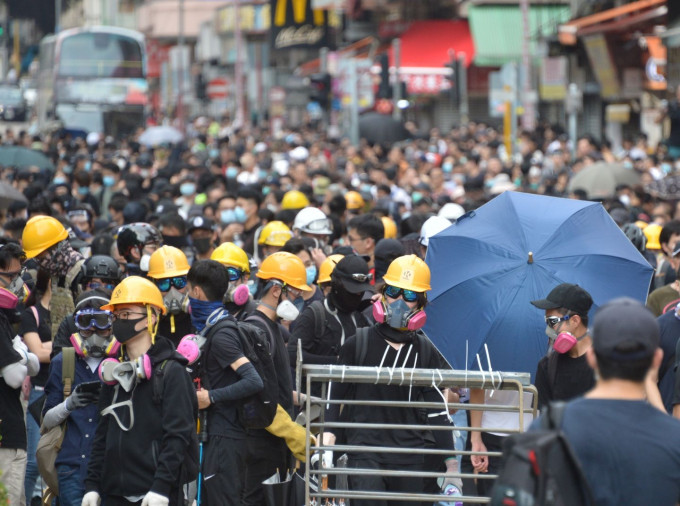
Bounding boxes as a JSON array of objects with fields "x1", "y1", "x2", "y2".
[{"x1": 85, "y1": 335, "x2": 198, "y2": 501}]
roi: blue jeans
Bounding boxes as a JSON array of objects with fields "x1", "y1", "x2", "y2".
[
  {"x1": 24, "y1": 387, "x2": 43, "y2": 501},
  {"x1": 57, "y1": 465, "x2": 85, "y2": 506},
  {"x1": 452, "y1": 409, "x2": 468, "y2": 468}
]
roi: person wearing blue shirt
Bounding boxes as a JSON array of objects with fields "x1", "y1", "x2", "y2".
[
  {"x1": 532, "y1": 298, "x2": 680, "y2": 506},
  {"x1": 42, "y1": 305, "x2": 119, "y2": 506}
]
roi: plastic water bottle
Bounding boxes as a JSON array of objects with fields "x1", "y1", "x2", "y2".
[{"x1": 435, "y1": 484, "x2": 463, "y2": 506}]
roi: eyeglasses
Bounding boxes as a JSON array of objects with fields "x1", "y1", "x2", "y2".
[
  {"x1": 348, "y1": 272, "x2": 372, "y2": 283},
  {"x1": 545, "y1": 315, "x2": 570, "y2": 329},
  {"x1": 347, "y1": 234, "x2": 363, "y2": 243},
  {"x1": 113, "y1": 310, "x2": 148, "y2": 320},
  {"x1": 87, "y1": 282, "x2": 116, "y2": 292},
  {"x1": 285, "y1": 286, "x2": 303, "y2": 299},
  {"x1": 384, "y1": 285, "x2": 418, "y2": 302},
  {"x1": 155, "y1": 276, "x2": 187, "y2": 292},
  {"x1": 75, "y1": 309, "x2": 114, "y2": 331},
  {"x1": 226, "y1": 267, "x2": 244, "y2": 282}
]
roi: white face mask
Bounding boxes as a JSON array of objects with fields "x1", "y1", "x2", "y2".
[
  {"x1": 276, "y1": 299, "x2": 300, "y2": 321},
  {"x1": 139, "y1": 254, "x2": 151, "y2": 272}
]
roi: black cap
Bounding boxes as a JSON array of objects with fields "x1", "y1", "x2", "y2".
[
  {"x1": 592, "y1": 297, "x2": 659, "y2": 360},
  {"x1": 187, "y1": 216, "x2": 216, "y2": 233},
  {"x1": 531, "y1": 283, "x2": 593, "y2": 316},
  {"x1": 331, "y1": 255, "x2": 372, "y2": 294}
]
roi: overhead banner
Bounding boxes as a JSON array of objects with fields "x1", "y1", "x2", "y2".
[{"x1": 270, "y1": 0, "x2": 328, "y2": 50}]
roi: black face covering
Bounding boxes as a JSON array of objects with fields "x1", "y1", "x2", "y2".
[
  {"x1": 193, "y1": 237, "x2": 213, "y2": 255},
  {"x1": 162, "y1": 235, "x2": 188, "y2": 249},
  {"x1": 112, "y1": 315, "x2": 146, "y2": 343},
  {"x1": 330, "y1": 282, "x2": 364, "y2": 313}
]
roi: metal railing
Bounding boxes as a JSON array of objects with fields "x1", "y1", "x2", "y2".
[{"x1": 301, "y1": 364, "x2": 537, "y2": 505}]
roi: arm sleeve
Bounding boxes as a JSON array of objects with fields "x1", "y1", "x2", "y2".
[
  {"x1": 209, "y1": 362, "x2": 263, "y2": 404},
  {"x1": 151, "y1": 361, "x2": 199, "y2": 498},
  {"x1": 1, "y1": 362, "x2": 27, "y2": 389},
  {"x1": 42, "y1": 401, "x2": 70, "y2": 430}
]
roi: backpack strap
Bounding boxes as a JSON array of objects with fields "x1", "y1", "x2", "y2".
[
  {"x1": 152, "y1": 360, "x2": 170, "y2": 405},
  {"x1": 309, "y1": 300, "x2": 326, "y2": 340},
  {"x1": 547, "y1": 351, "x2": 559, "y2": 397},
  {"x1": 542, "y1": 401, "x2": 567, "y2": 430},
  {"x1": 354, "y1": 327, "x2": 370, "y2": 366},
  {"x1": 30, "y1": 306, "x2": 39, "y2": 327},
  {"x1": 245, "y1": 313, "x2": 275, "y2": 355},
  {"x1": 415, "y1": 331, "x2": 433, "y2": 368},
  {"x1": 62, "y1": 347, "x2": 76, "y2": 398}
]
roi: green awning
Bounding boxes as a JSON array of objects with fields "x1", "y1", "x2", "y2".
[{"x1": 469, "y1": 4, "x2": 572, "y2": 67}]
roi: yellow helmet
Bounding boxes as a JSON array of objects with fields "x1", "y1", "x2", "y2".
[
  {"x1": 22, "y1": 216, "x2": 69, "y2": 258},
  {"x1": 383, "y1": 254, "x2": 431, "y2": 292},
  {"x1": 345, "y1": 191, "x2": 365, "y2": 211},
  {"x1": 258, "y1": 221, "x2": 293, "y2": 247},
  {"x1": 634, "y1": 220, "x2": 649, "y2": 230},
  {"x1": 381, "y1": 216, "x2": 397, "y2": 239},
  {"x1": 101, "y1": 276, "x2": 167, "y2": 314},
  {"x1": 644, "y1": 223, "x2": 662, "y2": 250},
  {"x1": 147, "y1": 246, "x2": 190, "y2": 279},
  {"x1": 281, "y1": 190, "x2": 310, "y2": 210},
  {"x1": 318, "y1": 254, "x2": 344, "y2": 284},
  {"x1": 256, "y1": 251, "x2": 311, "y2": 291},
  {"x1": 211, "y1": 242, "x2": 250, "y2": 273}
]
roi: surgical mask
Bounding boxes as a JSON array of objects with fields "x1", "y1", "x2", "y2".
[
  {"x1": 84, "y1": 161, "x2": 92, "y2": 171},
  {"x1": 63, "y1": 165, "x2": 73, "y2": 174},
  {"x1": 220, "y1": 209, "x2": 237, "y2": 224},
  {"x1": 442, "y1": 162, "x2": 453, "y2": 173},
  {"x1": 234, "y1": 206, "x2": 247, "y2": 223},
  {"x1": 306, "y1": 265, "x2": 317, "y2": 286},
  {"x1": 189, "y1": 297, "x2": 224, "y2": 332},
  {"x1": 209, "y1": 148, "x2": 219, "y2": 159},
  {"x1": 662, "y1": 163, "x2": 672, "y2": 175},
  {"x1": 180, "y1": 183, "x2": 196, "y2": 196},
  {"x1": 78, "y1": 186, "x2": 89, "y2": 196},
  {"x1": 412, "y1": 192, "x2": 423, "y2": 204},
  {"x1": 193, "y1": 237, "x2": 213, "y2": 255},
  {"x1": 53, "y1": 177, "x2": 67, "y2": 185},
  {"x1": 103, "y1": 175, "x2": 116, "y2": 187},
  {"x1": 262, "y1": 186, "x2": 271, "y2": 196},
  {"x1": 276, "y1": 299, "x2": 301, "y2": 321},
  {"x1": 619, "y1": 194, "x2": 630, "y2": 207},
  {"x1": 247, "y1": 280, "x2": 258, "y2": 297},
  {"x1": 112, "y1": 315, "x2": 147, "y2": 343},
  {"x1": 623, "y1": 160, "x2": 633, "y2": 170},
  {"x1": 163, "y1": 287, "x2": 189, "y2": 315},
  {"x1": 139, "y1": 253, "x2": 151, "y2": 272},
  {"x1": 226, "y1": 167, "x2": 239, "y2": 179},
  {"x1": 140, "y1": 169, "x2": 150, "y2": 179}
]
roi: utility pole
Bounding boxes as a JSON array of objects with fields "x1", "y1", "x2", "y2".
[
  {"x1": 519, "y1": 0, "x2": 535, "y2": 131},
  {"x1": 458, "y1": 53, "x2": 468, "y2": 125},
  {"x1": 392, "y1": 38, "x2": 401, "y2": 121},
  {"x1": 177, "y1": 0, "x2": 186, "y2": 132},
  {"x1": 55, "y1": 0, "x2": 62, "y2": 33},
  {"x1": 234, "y1": 0, "x2": 245, "y2": 127}
]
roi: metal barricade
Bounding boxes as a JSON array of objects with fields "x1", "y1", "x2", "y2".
[{"x1": 301, "y1": 364, "x2": 537, "y2": 505}]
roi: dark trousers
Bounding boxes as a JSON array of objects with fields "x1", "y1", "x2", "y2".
[
  {"x1": 348, "y1": 455, "x2": 423, "y2": 506},
  {"x1": 461, "y1": 431, "x2": 504, "y2": 498},
  {"x1": 201, "y1": 435, "x2": 248, "y2": 506},
  {"x1": 243, "y1": 433, "x2": 290, "y2": 506},
  {"x1": 103, "y1": 490, "x2": 182, "y2": 506}
]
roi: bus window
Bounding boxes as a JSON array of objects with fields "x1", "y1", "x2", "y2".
[{"x1": 58, "y1": 33, "x2": 143, "y2": 79}]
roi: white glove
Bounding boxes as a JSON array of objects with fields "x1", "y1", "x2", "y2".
[
  {"x1": 12, "y1": 336, "x2": 28, "y2": 365},
  {"x1": 81, "y1": 491, "x2": 101, "y2": 506},
  {"x1": 26, "y1": 353, "x2": 39, "y2": 377},
  {"x1": 141, "y1": 491, "x2": 169, "y2": 506}
]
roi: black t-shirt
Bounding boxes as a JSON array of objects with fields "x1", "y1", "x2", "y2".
[
  {"x1": 241, "y1": 220, "x2": 262, "y2": 256},
  {"x1": 20, "y1": 304, "x2": 52, "y2": 387},
  {"x1": 534, "y1": 351, "x2": 595, "y2": 409},
  {"x1": 0, "y1": 311, "x2": 27, "y2": 449}
]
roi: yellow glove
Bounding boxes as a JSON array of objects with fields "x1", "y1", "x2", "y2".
[{"x1": 266, "y1": 404, "x2": 316, "y2": 462}]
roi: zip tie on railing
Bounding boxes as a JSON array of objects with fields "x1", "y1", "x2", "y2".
[
  {"x1": 436, "y1": 368, "x2": 444, "y2": 388},
  {"x1": 485, "y1": 344, "x2": 496, "y2": 390},
  {"x1": 399, "y1": 344, "x2": 414, "y2": 386},
  {"x1": 376, "y1": 345, "x2": 389, "y2": 384},
  {"x1": 409, "y1": 352, "x2": 419, "y2": 402},
  {"x1": 464, "y1": 340, "x2": 469, "y2": 387},
  {"x1": 326, "y1": 381, "x2": 332, "y2": 410},
  {"x1": 428, "y1": 372, "x2": 452, "y2": 422},
  {"x1": 341, "y1": 365, "x2": 346, "y2": 383},
  {"x1": 387, "y1": 345, "x2": 404, "y2": 385},
  {"x1": 477, "y1": 354, "x2": 486, "y2": 389}
]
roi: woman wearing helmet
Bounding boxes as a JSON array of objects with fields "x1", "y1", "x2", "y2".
[
  {"x1": 211, "y1": 242, "x2": 258, "y2": 321},
  {"x1": 82, "y1": 277, "x2": 197, "y2": 506},
  {"x1": 322, "y1": 255, "x2": 459, "y2": 503}
]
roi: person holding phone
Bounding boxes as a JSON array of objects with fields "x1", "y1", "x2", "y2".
[{"x1": 41, "y1": 300, "x2": 119, "y2": 506}]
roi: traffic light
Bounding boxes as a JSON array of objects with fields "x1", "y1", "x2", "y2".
[
  {"x1": 376, "y1": 53, "x2": 392, "y2": 99},
  {"x1": 445, "y1": 56, "x2": 460, "y2": 104},
  {"x1": 195, "y1": 73, "x2": 206, "y2": 101},
  {"x1": 309, "y1": 73, "x2": 331, "y2": 108}
]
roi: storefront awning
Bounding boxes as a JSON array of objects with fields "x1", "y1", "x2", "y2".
[
  {"x1": 558, "y1": 0, "x2": 666, "y2": 46},
  {"x1": 386, "y1": 20, "x2": 475, "y2": 94},
  {"x1": 468, "y1": 4, "x2": 572, "y2": 67},
  {"x1": 298, "y1": 37, "x2": 377, "y2": 76}
]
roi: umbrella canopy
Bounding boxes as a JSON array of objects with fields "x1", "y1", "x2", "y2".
[
  {"x1": 138, "y1": 126, "x2": 184, "y2": 147},
  {"x1": 0, "y1": 182, "x2": 27, "y2": 208},
  {"x1": 358, "y1": 112, "x2": 411, "y2": 144},
  {"x1": 646, "y1": 175, "x2": 680, "y2": 200},
  {"x1": 424, "y1": 192, "x2": 653, "y2": 378},
  {"x1": 567, "y1": 162, "x2": 639, "y2": 199},
  {"x1": 0, "y1": 146, "x2": 54, "y2": 171}
]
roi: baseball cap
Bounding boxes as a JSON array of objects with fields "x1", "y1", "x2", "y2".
[
  {"x1": 530, "y1": 283, "x2": 593, "y2": 316},
  {"x1": 331, "y1": 255, "x2": 372, "y2": 294},
  {"x1": 187, "y1": 216, "x2": 216, "y2": 233},
  {"x1": 592, "y1": 297, "x2": 659, "y2": 360}
]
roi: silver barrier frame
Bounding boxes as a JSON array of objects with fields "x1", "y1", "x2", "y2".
[{"x1": 302, "y1": 365, "x2": 537, "y2": 505}]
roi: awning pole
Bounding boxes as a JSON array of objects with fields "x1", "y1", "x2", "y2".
[{"x1": 392, "y1": 38, "x2": 401, "y2": 121}]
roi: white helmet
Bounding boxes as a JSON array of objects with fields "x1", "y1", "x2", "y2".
[
  {"x1": 438, "y1": 203, "x2": 465, "y2": 221},
  {"x1": 419, "y1": 216, "x2": 451, "y2": 247},
  {"x1": 293, "y1": 207, "x2": 333, "y2": 235}
]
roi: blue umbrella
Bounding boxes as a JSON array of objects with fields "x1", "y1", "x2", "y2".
[{"x1": 424, "y1": 192, "x2": 653, "y2": 378}]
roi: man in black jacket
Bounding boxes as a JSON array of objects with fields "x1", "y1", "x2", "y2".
[{"x1": 83, "y1": 276, "x2": 197, "y2": 506}]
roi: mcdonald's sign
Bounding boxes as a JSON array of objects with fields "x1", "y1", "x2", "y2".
[{"x1": 270, "y1": 0, "x2": 328, "y2": 50}]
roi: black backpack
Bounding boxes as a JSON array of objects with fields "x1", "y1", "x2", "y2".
[
  {"x1": 204, "y1": 315, "x2": 278, "y2": 430},
  {"x1": 490, "y1": 402, "x2": 594, "y2": 506}
]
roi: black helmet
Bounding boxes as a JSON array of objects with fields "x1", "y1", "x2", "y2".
[
  {"x1": 622, "y1": 223, "x2": 647, "y2": 253},
  {"x1": 82, "y1": 255, "x2": 122, "y2": 283},
  {"x1": 115, "y1": 223, "x2": 162, "y2": 262}
]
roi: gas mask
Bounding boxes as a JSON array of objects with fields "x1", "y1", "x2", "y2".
[
  {"x1": 163, "y1": 288, "x2": 190, "y2": 316},
  {"x1": 139, "y1": 253, "x2": 151, "y2": 272},
  {"x1": 99, "y1": 355, "x2": 152, "y2": 392},
  {"x1": 0, "y1": 274, "x2": 28, "y2": 309},
  {"x1": 176, "y1": 333, "x2": 206, "y2": 365},
  {"x1": 70, "y1": 332, "x2": 120, "y2": 358},
  {"x1": 553, "y1": 331, "x2": 588, "y2": 354},
  {"x1": 224, "y1": 283, "x2": 250, "y2": 307},
  {"x1": 372, "y1": 297, "x2": 427, "y2": 331}
]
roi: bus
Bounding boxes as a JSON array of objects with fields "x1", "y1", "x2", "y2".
[{"x1": 37, "y1": 26, "x2": 148, "y2": 138}]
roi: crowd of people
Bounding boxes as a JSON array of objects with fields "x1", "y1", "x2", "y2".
[{"x1": 0, "y1": 116, "x2": 679, "y2": 505}]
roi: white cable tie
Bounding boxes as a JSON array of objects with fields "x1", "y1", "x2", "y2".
[
  {"x1": 477, "y1": 354, "x2": 486, "y2": 389},
  {"x1": 376, "y1": 345, "x2": 389, "y2": 384},
  {"x1": 436, "y1": 369, "x2": 443, "y2": 388},
  {"x1": 409, "y1": 352, "x2": 418, "y2": 402},
  {"x1": 341, "y1": 365, "x2": 346, "y2": 383},
  {"x1": 388, "y1": 345, "x2": 403, "y2": 384},
  {"x1": 326, "y1": 381, "x2": 332, "y2": 410},
  {"x1": 484, "y1": 344, "x2": 496, "y2": 390},
  {"x1": 465, "y1": 340, "x2": 469, "y2": 387},
  {"x1": 400, "y1": 344, "x2": 413, "y2": 386}
]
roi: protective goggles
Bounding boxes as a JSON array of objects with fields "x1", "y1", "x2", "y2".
[
  {"x1": 87, "y1": 281, "x2": 116, "y2": 292},
  {"x1": 155, "y1": 276, "x2": 187, "y2": 292},
  {"x1": 384, "y1": 285, "x2": 418, "y2": 303},
  {"x1": 304, "y1": 218, "x2": 333, "y2": 233},
  {"x1": 348, "y1": 272, "x2": 372, "y2": 283},
  {"x1": 226, "y1": 267, "x2": 244, "y2": 282},
  {"x1": 75, "y1": 309, "x2": 114, "y2": 331},
  {"x1": 545, "y1": 315, "x2": 570, "y2": 329}
]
